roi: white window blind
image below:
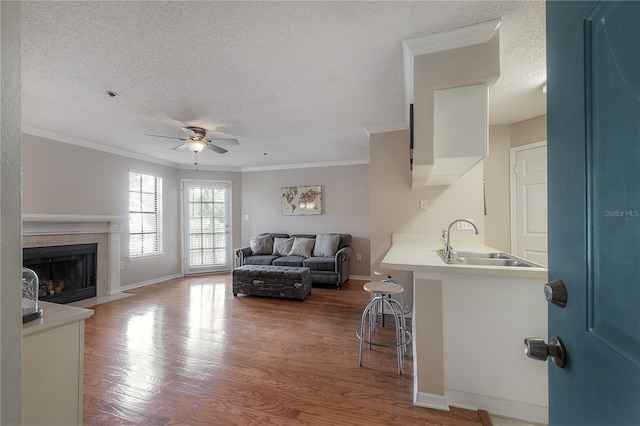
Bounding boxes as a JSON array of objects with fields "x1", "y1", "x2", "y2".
[{"x1": 129, "y1": 171, "x2": 162, "y2": 256}]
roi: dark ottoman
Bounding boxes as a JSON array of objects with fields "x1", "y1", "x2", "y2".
[{"x1": 232, "y1": 265, "x2": 312, "y2": 301}]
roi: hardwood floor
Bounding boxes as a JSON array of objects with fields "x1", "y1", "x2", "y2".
[{"x1": 83, "y1": 275, "x2": 491, "y2": 425}]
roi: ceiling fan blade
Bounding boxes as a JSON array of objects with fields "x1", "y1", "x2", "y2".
[
  {"x1": 145, "y1": 133, "x2": 187, "y2": 141},
  {"x1": 207, "y1": 144, "x2": 228, "y2": 154},
  {"x1": 172, "y1": 143, "x2": 188, "y2": 150},
  {"x1": 180, "y1": 127, "x2": 198, "y2": 138},
  {"x1": 209, "y1": 137, "x2": 239, "y2": 146}
]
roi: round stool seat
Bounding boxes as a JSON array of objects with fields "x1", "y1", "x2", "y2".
[{"x1": 363, "y1": 281, "x2": 404, "y2": 295}]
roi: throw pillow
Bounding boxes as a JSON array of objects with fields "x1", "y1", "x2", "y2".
[
  {"x1": 288, "y1": 237, "x2": 315, "y2": 258},
  {"x1": 313, "y1": 234, "x2": 340, "y2": 257},
  {"x1": 272, "y1": 237, "x2": 295, "y2": 256},
  {"x1": 249, "y1": 235, "x2": 273, "y2": 255}
]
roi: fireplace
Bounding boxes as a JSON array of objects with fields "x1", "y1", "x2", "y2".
[
  {"x1": 23, "y1": 243, "x2": 98, "y2": 304},
  {"x1": 22, "y1": 214, "x2": 122, "y2": 300}
]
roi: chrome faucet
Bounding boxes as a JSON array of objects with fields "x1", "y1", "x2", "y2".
[{"x1": 444, "y1": 219, "x2": 479, "y2": 263}]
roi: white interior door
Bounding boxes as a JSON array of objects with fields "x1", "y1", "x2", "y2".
[
  {"x1": 510, "y1": 143, "x2": 548, "y2": 266},
  {"x1": 182, "y1": 180, "x2": 231, "y2": 275}
]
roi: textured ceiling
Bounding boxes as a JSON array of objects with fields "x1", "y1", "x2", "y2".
[{"x1": 21, "y1": 1, "x2": 546, "y2": 170}]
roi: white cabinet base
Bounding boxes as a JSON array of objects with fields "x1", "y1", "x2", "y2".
[{"x1": 23, "y1": 302, "x2": 93, "y2": 426}]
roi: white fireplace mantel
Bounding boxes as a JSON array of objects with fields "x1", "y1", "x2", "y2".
[
  {"x1": 22, "y1": 214, "x2": 123, "y2": 296},
  {"x1": 22, "y1": 214, "x2": 122, "y2": 236}
]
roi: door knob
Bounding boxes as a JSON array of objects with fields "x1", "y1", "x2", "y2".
[
  {"x1": 524, "y1": 336, "x2": 567, "y2": 368},
  {"x1": 544, "y1": 280, "x2": 567, "y2": 307}
]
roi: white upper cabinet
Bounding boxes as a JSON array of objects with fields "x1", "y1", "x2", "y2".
[{"x1": 428, "y1": 84, "x2": 489, "y2": 186}]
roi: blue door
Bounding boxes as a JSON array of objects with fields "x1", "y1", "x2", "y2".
[{"x1": 546, "y1": 1, "x2": 640, "y2": 424}]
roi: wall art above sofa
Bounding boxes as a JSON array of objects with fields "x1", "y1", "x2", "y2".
[{"x1": 281, "y1": 185, "x2": 322, "y2": 215}]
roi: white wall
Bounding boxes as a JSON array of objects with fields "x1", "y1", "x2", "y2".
[
  {"x1": 1, "y1": 1, "x2": 23, "y2": 423},
  {"x1": 369, "y1": 129, "x2": 486, "y2": 310},
  {"x1": 484, "y1": 115, "x2": 547, "y2": 252},
  {"x1": 370, "y1": 129, "x2": 485, "y2": 266},
  {"x1": 21, "y1": 134, "x2": 243, "y2": 287},
  {"x1": 240, "y1": 165, "x2": 370, "y2": 278}
]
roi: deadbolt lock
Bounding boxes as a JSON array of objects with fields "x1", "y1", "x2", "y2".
[{"x1": 544, "y1": 280, "x2": 567, "y2": 308}]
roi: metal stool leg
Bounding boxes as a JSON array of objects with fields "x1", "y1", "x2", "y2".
[
  {"x1": 359, "y1": 296, "x2": 384, "y2": 365},
  {"x1": 358, "y1": 282, "x2": 412, "y2": 375},
  {"x1": 357, "y1": 297, "x2": 409, "y2": 375}
]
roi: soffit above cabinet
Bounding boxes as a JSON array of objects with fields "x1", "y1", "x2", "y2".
[{"x1": 404, "y1": 19, "x2": 500, "y2": 188}]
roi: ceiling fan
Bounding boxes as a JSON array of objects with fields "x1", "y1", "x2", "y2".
[
  {"x1": 146, "y1": 126, "x2": 239, "y2": 170},
  {"x1": 145, "y1": 126, "x2": 239, "y2": 154}
]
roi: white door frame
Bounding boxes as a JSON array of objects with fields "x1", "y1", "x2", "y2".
[
  {"x1": 180, "y1": 179, "x2": 233, "y2": 276},
  {"x1": 509, "y1": 140, "x2": 547, "y2": 256}
]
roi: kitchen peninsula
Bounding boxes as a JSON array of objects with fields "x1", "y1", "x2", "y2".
[
  {"x1": 22, "y1": 301, "x2": 94, "y2": 426},
  {"x1": 381, "y1": 234, "x2": 548, "y2": 424}
]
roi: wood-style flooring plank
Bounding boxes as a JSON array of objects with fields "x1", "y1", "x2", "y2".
[{"x1": 83, "y1": 275, "x2": 489, "y2": 425}]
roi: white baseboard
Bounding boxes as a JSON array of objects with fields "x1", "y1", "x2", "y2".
[
  {"x1": 349, "y1": 275, "x2": 371, "y2": 281},
  {"x1": 445, "y1": 389, "x2": 548, "y2": 425},
  {"x1": 414, "y1": 392, "x2": 450, "y2": 411},
  {"x1": 118, "y1": 274, "x2": 182, "y2": 292},
  {"x1": 69, "y1": 292, "x2": 135, "y2": 308}
]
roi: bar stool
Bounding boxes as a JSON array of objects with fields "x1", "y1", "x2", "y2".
[
  {"x1": 374, "y1": 267, "x2": 403, "y2": 283},
  {"x1": 356, "y1": 281, "x2": 411, "y2": 375},
  {"x1": 373, "y1": 268, "x2": 412, "y2": 325}
]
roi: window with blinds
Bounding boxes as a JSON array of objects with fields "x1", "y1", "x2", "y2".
[{"x1": 129, "y1": 171, "x2": 162, "y2": 257}]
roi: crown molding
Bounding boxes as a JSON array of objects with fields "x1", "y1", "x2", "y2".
[
  {"x1": 22, "y1": 125, "x2": 369, "y2": 173},
  {"x1": 174, "y1": 163, "x2": 242, "y2": 172},
  {"x1": 241, "y1": 159, "x2": 369, "y2": 173},
  {"x1": 22, "y1": 125, "x2": 181, "y2": 168}
]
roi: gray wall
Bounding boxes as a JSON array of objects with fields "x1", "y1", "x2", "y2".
[
  {"x1": 1, "y1": 1, "x2": 23, "y2": 423},
  {"x1": 21, "y1": 134, "x2": 243, "y2": 287},
  {"x1": 240, "y1": 165, "x2": 370, "y2": 277},
  {"x1": 512, "y1": 114, "x2": 547, "y2": 147},
  {"x1": 484, "y1": 124, "x2": 512, "y2": 251},
  {"x1": 21, "y1": 134, "x2": 367, "y2": 283},
  {"x1": 20, "y1": 114, "x2": 545, "y2": 288}
]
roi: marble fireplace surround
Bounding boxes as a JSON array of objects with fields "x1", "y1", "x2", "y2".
[{"x1": 22, "y1": 214, "x2": 122, "y2": 298}]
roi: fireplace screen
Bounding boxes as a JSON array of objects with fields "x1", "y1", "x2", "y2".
[{"x1": 23, "y1": 243, "x2": 97, "y2": 304}]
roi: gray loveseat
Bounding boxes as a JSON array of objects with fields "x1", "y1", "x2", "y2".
[{"x1": 235, "y1": 233, "x2": 352, "y2": 289}]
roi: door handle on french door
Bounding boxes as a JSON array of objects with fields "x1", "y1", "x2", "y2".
[
  {"x1": 524, "y1": 336, "x2": 567, "y2": 368},
  {"x1": 544, "y1": 280, "x2": 567, "y2": 307}
]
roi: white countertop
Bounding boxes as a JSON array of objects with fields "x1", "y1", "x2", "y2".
[
  {"x1": 23, "y1": 301, "x2": 94, "y2": 337},
  {"x1": 381, "y1": 240, "x2": 547, "y2": 279}
]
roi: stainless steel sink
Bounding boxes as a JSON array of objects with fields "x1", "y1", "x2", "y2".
[
  {"x1": 456, "y1": 257, "x2": 535, "y2": 267},
  {"x1": 437, "y1": 250, "x2": 539, "y2": 268},
  {"x1": 450, "y1": 250, "x2": 510, "y2": 259}
]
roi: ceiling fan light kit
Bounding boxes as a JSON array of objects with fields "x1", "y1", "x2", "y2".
[
  {"x1": 186, "y1": 139, "x2": 207, "y2": 153},
  {"x1": 144, "y1": 126, "x2": 240, "y2": 167}
]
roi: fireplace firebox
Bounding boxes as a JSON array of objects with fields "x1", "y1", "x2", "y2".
[{"x1": 23, "y1": 243, "x2": 97, "y2": 304}]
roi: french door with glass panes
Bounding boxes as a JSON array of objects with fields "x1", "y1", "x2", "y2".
[{"x1": 182, "y1": 180, "x2": 231, "y2": 275}]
